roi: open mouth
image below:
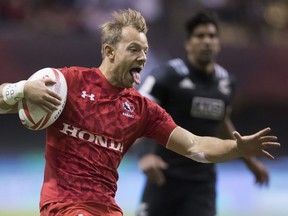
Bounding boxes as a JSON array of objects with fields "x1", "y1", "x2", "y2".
[{"x1": 129, "y1": 67, "x2": 142, "y2": 85}]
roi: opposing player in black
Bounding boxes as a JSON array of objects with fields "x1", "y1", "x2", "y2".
[{"x1": 136, "y1": 12, "x2": 269, "y2": 216}]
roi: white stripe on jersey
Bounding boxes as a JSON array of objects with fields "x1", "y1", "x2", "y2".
[
  {"x1": 168, "y1": 58, "x2": 189, "y2": 76},
  {"x1": 215, "y1": 64, "x2": 231, "y2": 95},
  {"x1": 138, "y1": 75, "x2": 161, "y2": 104},
  {"x1": 214, "y1": 64, "x2": 228, "y2": 79}
]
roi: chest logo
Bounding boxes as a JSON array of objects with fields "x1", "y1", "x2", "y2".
[
  {"x1": 122, "y1": 101, "x2": 135, "y2": 118},
  {"x1": 81, "y1": 91, "x2": 95, "y2": 101},
  {"x1": 179, "y1": 78, "x2": 195, "y2": 89}
]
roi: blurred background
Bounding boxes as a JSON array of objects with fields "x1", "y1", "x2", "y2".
[{"x1": 0, "y1": 0, "x2": 287, "y2": 215}]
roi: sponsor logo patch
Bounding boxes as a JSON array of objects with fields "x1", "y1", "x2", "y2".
[{"x1": 191, "y1": 97, "x2": 224, "y2": 120}]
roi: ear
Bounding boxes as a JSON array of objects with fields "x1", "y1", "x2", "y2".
[{"x1": 102, "y1": 44, "x2": 115, "y2": 60}]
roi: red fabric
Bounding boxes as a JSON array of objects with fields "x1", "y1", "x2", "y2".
[
  {"x1": 40, "y1": 202, "x2": 123, "y2": 216},
  {"x1": 40, "y1": 67, "x2": 177, "y2": 210}
]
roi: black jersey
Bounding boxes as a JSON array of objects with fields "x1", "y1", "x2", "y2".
[{"x1": 139, "y1": 58, "x2": 236, "y2": 181}]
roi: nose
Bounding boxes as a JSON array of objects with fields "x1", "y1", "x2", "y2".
[
  {"x1": 137, "y1": 51, "x2": 147, "y2": 65},
  {"x1": 203, "y1": 35, "x2": 212, "y2": 44}
]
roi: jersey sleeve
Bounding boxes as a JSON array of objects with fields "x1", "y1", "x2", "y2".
[
  {"x1": 142, "y1": 98, "x2": 178, "y2": 147},
  {"x1": 58, "y1": 67, "x2": 78, "y2": 87}
]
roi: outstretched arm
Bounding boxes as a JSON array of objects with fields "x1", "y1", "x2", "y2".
[
  {"x1": 0, "y1": 78, "x2": 62, "y2": 114},
  {"x1": 167, "y1": 126, "x2": 279, "y2": 163}
]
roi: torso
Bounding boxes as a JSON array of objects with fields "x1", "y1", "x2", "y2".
[
  {"x1": 139, "y1": 58, "x2": 235, "y2": 181},
  {"x1": 40, "y1": 67, "x2": 177, "y2": 209}
]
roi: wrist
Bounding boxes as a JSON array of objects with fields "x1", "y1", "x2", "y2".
[
  {"x1": 235, "y1": 140, "x2": 244, "y2": 158},
  {"x1": 2, "y1": 80, "x2": 27, "y2": 105}
]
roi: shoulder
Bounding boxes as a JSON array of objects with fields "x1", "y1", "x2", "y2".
[
  {"x1": 58, "y1": 66, "x2": 93, "y2": 74},
  {"x1": 166, "y1": 58, "x2": 189, "y2": 76},
  {"x1": 214, "y1": 64, "x2": 236, "y2": 82},
  {"x1": 149, "y1": 58, "x2": 188, "y2": 83},
  {"x1": 130, "y1": 88, "x2": 160, "y2": 108},
  {"x1": 58, "y1": 66, "x2": 98, "y2": 80},
  {"x1": 153, "y1": 58, "x2": 189, "y2": 76}
]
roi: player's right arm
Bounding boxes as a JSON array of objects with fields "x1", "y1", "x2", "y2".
[
  {"x1": 0, "y1": 83, "x2": 17, "y2": 113},
  {"x1": 0, "y1": 79, "x2": 62, "y2": 114}
]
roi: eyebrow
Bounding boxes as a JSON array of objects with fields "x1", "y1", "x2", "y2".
[{"x1": 128, "y1": 42, "x2": 149, "y2": 50}]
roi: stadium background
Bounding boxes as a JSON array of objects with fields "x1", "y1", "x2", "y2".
[{"x1": 0, "y1": 0, "x2": 287, "y2": 215}]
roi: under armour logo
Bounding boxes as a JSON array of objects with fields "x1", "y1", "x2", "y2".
[{"x1": 81, "y1": 91, "x2": 95, "y2": 101}]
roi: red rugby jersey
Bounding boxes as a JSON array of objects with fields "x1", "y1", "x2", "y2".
[{"x1": 40, "y1": 67, "x2": 177, "y2": 210}]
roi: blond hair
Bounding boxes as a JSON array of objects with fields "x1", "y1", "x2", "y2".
[{"x1": 100, "y1": 9, "x2": 148, "y2": 56}]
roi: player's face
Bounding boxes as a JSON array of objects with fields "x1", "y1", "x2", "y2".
[
  {"x1": 185, "y1": 24, "x2": 220, "y2": 66},
  {"x1": 112, "y1": 26, "x2": 148, "y2": 88}
]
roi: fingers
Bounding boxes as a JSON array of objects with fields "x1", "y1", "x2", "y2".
[
  {"x1": 39, "y1": 104, "x2": 54, "y2": 113},
  {"x1": 152, "y1": 168, "x2": 166, "y2": 186},
  {"x1": 233, "y1": 131, "x2": 242, "y2": 141},
  {"x1": 37, "y1": 90, "x2": 62, "y2": 113},
  {"x1": 261, "y1": 135, "x2": 280, "y2": 148},
  {"x1": 262, "y1": 142, "x2": 280, "y2": 148},
  {"x1": 235, "y1": 127, "x2": 280, "y2": 160},
  {"x1": 41, "y1": 100, "x2": 59, "y2": 113},
  {"x1": 259, "y1": 136, "x2": 277, "y2": 142},
  {"x1": 46, "y1": 90, "x2": 62, "y2": 105},
  {"x1": 158, "y1": 159, "x2": 168, "y2": 170},
  {"x1": 255, "y1": 170, "x2": 269, "y2": 186},
  {"x1": 43, "y1": 78, "x2": 57, "y2": 86},
  {"x1": 256, "y1": 175, "x2": 269, "y2": 186},
  {"x1": 234, "y1": 128, "x2": 274, "y2": 141},
  {"x1": 254, "y1": 127, "x2": 271, "y2": 138},
  {"x1": 139, "y1": 154, "x2": 168, "y2": 186},
  {"x1": 42, "y1": 78, "x2": 62, "y2": 102},
  {"x1": 145, "y1": 168, "x2": 166, "y2": 186},
  {"x1": 261, "y1": 150, "x2": 274, "y2": 160}
]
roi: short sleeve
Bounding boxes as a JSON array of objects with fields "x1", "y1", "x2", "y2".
[{"x1": 142, "y1": 99, "x2": 178, "y2": 147}]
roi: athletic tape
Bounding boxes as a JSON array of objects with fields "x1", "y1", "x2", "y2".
[{"x1": 2, "y1": 80, "x2": 27, "y2": 105}]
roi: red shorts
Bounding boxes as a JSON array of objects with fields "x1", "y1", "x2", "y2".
[{"x1": 40, "y1": 202, "x2": 123, "y2": 216}]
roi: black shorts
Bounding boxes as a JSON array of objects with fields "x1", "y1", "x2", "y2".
[{"x1": 137, "y1": 176, "x2": 216, "y2": 216}]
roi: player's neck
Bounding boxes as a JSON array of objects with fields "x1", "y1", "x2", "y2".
[
  {"x1": 189, "y1": 58, "x2": 214, "y2": 75},
  {"x1": 99, "y1": 62, "x2": 117, "y2": 87}
]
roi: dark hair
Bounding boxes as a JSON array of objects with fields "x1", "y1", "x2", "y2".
[{"x1": 185, "y1": 11, "x2": 219, "y2": 39}]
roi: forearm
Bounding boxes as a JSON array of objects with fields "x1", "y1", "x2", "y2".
[
  {"x1": 167, "y1": 127, "x2": 241, "y2": 163},
  {"x1": 193, "y1": 135, "x2": 240, "y2": 162},
  {"x1": 241, "y1": 155, "x2": 258, "y2": 165}
]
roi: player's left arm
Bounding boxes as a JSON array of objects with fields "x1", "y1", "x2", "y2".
[
  {"x1": 166, "y1": 126, "x2": 279, "y2": 164},
  {"x1": 145, "y1": 98, "x2": 279, "y2": 164},
  {"x1": 218, "y1": 108, "x2": 269, "y2": 185}
]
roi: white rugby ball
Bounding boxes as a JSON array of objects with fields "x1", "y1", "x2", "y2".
[{"x1": 18, "y1": 68, "x2": 67, "y2": 130}]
